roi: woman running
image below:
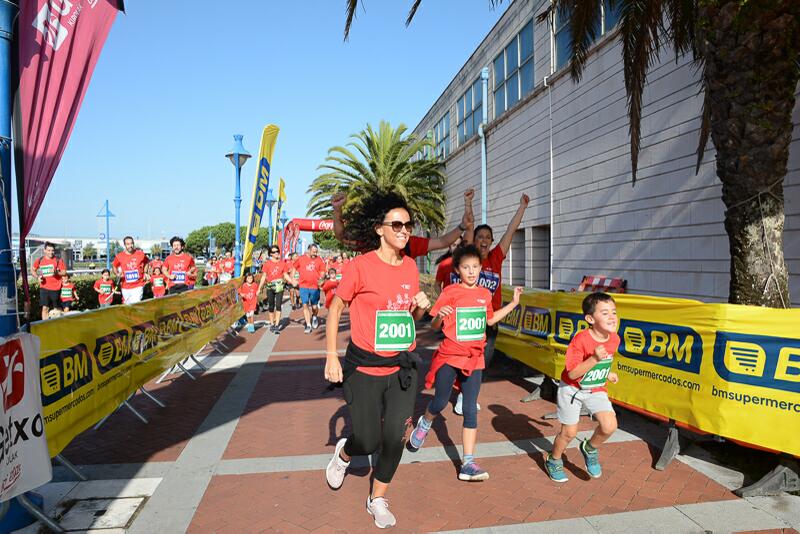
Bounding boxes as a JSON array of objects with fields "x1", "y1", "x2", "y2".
[
  {"x1": 324, "y1": 191, "x2": 431, "y2": 529},
  {"x1": 409, "y1": 244, "x2": 523, "y2": 481},
  {"x1": 453, "y1": 193, "x2": 530, "y2": 415},
  {"x1": 258, "y1": 245, "x2": 293, "y2": 333}
]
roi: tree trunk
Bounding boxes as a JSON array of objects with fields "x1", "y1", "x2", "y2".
[{"x1": 698, "y1": 1, "x2": 800, "y2": 307}]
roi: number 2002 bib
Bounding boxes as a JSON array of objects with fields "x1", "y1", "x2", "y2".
[
  {"x1": 374, "y1": 310, "x2": 415, "y2": 351},
  {"x1": 455, "y1": 307, "x2": 487, "y2": 341},
  {"x1": 579, "y1": 357, "x2": 613, "y2": 390}
]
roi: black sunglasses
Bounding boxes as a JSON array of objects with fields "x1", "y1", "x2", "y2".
[
  {"x1": 381, "y1": 220, "x2": 415, "y2": 233},
  {"x1": 270, "y1": 249, "x2": 280, "y2": 254}
]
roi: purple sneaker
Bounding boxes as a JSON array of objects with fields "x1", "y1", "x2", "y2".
[
  {"x1": 408, "y1": 416, "x2": 430, "y2": 450},
  {"x1": 458, "y1": 461, "x2": 489, "y2": 481}
]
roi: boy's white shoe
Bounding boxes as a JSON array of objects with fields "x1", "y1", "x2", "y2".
[{"x1": 453, "y1": 392, "x2": 480, "y2": 416}]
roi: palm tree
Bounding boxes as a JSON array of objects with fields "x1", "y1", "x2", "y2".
[
  {"x1": 342, "y1": 1, "x2": 800, "y2": 308},
  {"x1": 307, "y1": 121, "x2": 447, "y2": 234}
]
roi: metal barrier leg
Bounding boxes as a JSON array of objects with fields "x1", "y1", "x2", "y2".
[
  {"x1": 188, "y1": 353, "x2": 208, "y2": 371},
  {"x1": 176, "y1": 361, "x2": 197, "y2": 381},
  {"x1": 122, "y1": 395, "x2": 149, "y2": 424},
  {"x1": 93, "y1": 404, "x2": 121, "y2": 430},
  {"x1": 735, "y1": 457, "x2": 800, "y2": 497},
  {"x1": 17, "y1": 494, "x2": 65, "y2": 533},
  {"x1": 138, "y1": 386, "x2": 166, "y2": 408},
  {"x1": 156, "y1": 366, "x2": 177, "y2": 383},
  {"x1": 654, "y1": 419, "x2": 682, "y2": 470},
  {"x1": 55, "y1": 454, "x2": 88, "y2": 481}
]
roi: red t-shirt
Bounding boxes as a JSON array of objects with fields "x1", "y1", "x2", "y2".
[
  {"x1": 429, "y1": 284, "x2": 494, "y2": 360},
  {"x1": 451, "y1": 247, "x2": 505, "y2": 310},
  {"x1": 402, "y1": 236, "x2": 429, "y2": 259},
  {"x1": 163, "y1": 253, "x2": 196, "y2": 288},
  {"x1": 60, "y1": 283, "x2": 76, "y2": 302},
  {"x1": 149, "y1": 258, "x2": 163, "y2": 272},
  {"x1": 150, "y1": 275, "x2": 168, "y2": 297},
  {"x1": 336, "y1": 251, "x2": 420, "y2": 376},
  {"x1": 435, "y1": 257, "x2": 456, "y2": 289},
  {"x1": 560, "y1": 329, "x2": 621, "y2": 393},
  {"x1": 295, "y1": 255, "x2": 326, "y2": 289},
  {"x1": 112, "y1": 249, "x2": 149, "y2": 289},
  {"x1": 222, "y1": 258, "x2": 235, "y2": 274},
  {"x1": 262, "y1": 260, "x2": 287, "y2": 282},
  {"x1": 94, "y1": 279, "x2": 115, "y2": 305},
  {"x1": 33, "y1": 257, "x2": 65, "y2": 290},
  {"x1": 322, "y1": 279, "x2": 339, "y2": 308},
  {"x1": 238, "y1": 282, "x2": 259, "y2": 312}
]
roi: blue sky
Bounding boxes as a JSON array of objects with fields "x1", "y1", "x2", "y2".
[{"x1": 22, "y1": 0, "x2": 508, "y2": 240}]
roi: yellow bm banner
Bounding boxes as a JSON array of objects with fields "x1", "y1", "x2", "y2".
[
  {"x1": 32, "y1": 282, "x2": 243, "y2": 457},
  {"x1": 495, "y1": 289, "x2": 800, "y2": 457}
]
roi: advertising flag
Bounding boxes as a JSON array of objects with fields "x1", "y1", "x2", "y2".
[
  {"x1": 274, "y1": 177, "x2": 286, "y2": 245},
  {"x1": 242, "y1": 125, "x2": 280, "y2": 270}
]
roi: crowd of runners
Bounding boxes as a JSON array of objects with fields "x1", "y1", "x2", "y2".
[{"x1": 323, "y1": 189, "x2": 621, "y2": 529}]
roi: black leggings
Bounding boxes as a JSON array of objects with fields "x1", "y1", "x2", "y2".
[
  {"x1": 343, "y1": 369, "x2": 418, "y2": 484},
  {"x1": 266, "y1": 288, "x2": 284, "y2": 312},
  {"x1": 482, "y1": 324, "x2": 499, "y2": 380}
]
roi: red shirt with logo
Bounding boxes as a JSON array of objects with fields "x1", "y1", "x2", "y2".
[
  {"x1": 150, "y1": 275, "x2": 168, "y2": 297},
  {"x1": 322, "y1": 279, "x2": 339, "y2": 308},
  {"x1": 33, "y1": 256, "x2": 65, "y2": 291},
  {"x1": 295, "y1": 255, "x2": 326, "y2": 289},
  {"x1": 222, "y1": 258, "x2": 235, "y2": 274},
  {"x1": 262, "y1": 260, "x2": 288, "y2": 282},
  {"x1": 60, "y1": 282, "x2": 76, "y2": 303},
  {"x1": 238, "y1": 282, "x2": 259, "y2": 312},
  {"x1": 560, "y1": 329, "x2": 621, "y2": 393},
  {"x1": 435, "y1": 257, "x2": 455, "y2": 289},
  {"x1": 163, "y1": 253, "x2": 196, "y2": 288},
  {"x1": 94, "y1": 279, "x2": 115, "y2": 305},
  {"x1": 336, "y1": 251, "x2": 419, "y2": 376},
  {"x1": 112, "y1": 249, "x2": 149, "y2": 289}
]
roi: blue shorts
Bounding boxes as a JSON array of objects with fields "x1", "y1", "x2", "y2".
[{"x1": 299, "y1": 288, "x2": 320, "y2": 306}]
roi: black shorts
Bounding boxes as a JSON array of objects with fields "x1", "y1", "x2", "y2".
[{"x1": 40, "y1": 289, "x2": 61, "y2": 309}]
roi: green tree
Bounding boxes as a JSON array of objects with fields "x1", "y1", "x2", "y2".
[
  {"x1": 307, "y1": 121, "x2": 446, "y2": 237},
  {"x1": 82, "y1": 243, "x2": 97, "y2": 260},
  {"x1": 186, "y1": 225, "x2": 212, "y2": 256},
  {"x1": 185, "y1": 222, "x2": 251, "y2": 256},
  {"x1": 313, "y1": 230, "x2": 343, "y2": 252},
  {"x1": 343, "y1": 1, "x2": 800, "y2": 308},
  {"x1": 108, "y1": 241, "x2": 122, "y2": 257}
]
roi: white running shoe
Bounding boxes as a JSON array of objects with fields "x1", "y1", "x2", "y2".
[
  {"x1": 454, "y1": 393, "x2": 480, "y2": 416},
  {"x1": 325, "y1": 438, "x2": 349, "y2": 490},
  {"x1": 366, "y1": 496, "x2": 397, "y2": 529},
  {"x1": 312, "y1": 315, "x2": 320, "y2": 329}
]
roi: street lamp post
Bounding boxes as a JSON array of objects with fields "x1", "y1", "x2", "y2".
[
  {"x1": 279, "y1": 210, "x2": 288, "y2": 253},
  {"x1": 207, "y1": 231, "x2": 216, "y2": 257},
  {"x1": 265, "y1": 188, "x2": 276, "y2": 247},
  {"x1": 225, "y1": 135, "x2": 251, "y2": 277}
]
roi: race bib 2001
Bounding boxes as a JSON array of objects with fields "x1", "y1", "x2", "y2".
[
  {"x1": 455, "y1": 307, "x2": 487, "y2": 341},
  {"x1": 124, "y1": 270, "x2": 140, "y2": 283},
  {"x1": 579, "y1": 358, "x2": 613, "y2": 390},
  {"x1": 374, "y1": 310, "x2": 415, "y2": 351}
]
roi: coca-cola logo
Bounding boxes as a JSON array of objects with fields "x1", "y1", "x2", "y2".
[{"x1": 0, "y1": 340, "x2": 25, "y2": 411}]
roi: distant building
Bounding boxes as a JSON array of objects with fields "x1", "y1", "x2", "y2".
[{"x1": 13, "y1": 234, "x2": 170, "y2": 266}]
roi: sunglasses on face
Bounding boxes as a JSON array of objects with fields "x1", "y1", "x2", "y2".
[
  {"x1": 381, "y1": 220, "x2": 415, "y2": 233},
  {"x1": 270, "y1": 250, "x2": 280, "y2": 255}
]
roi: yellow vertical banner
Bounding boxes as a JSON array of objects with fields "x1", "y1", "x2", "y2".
[
  {"x1": 243, "y1": 125, "x2": 280, "y2": 270},
  {"x1": 274, "y1": 178, "x2": 286, "y2": 245}
]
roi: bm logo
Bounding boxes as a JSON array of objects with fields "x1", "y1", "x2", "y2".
[
  {"x1": 498, "y1": 300, "x2": 521, "y2": 333},
  {"x1": 713, "y1": 332, "x2": 800, "y2": 393},
  {"x1": 40, "y1": 344, "x2": 92, "y2": 406},
  {"x1": 520, "y1": 306, "x2": 550, "y2": 339},
  {"x1": 554, "y1": 313, "x2": 702, "y2": 374}
]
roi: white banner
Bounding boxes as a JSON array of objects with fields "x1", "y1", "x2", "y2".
[{"x1": 0, "y1": 334, "x2": 51, "y2": 502}]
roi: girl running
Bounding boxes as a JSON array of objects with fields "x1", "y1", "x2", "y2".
[
  {"x1": 288, "y1": 252, "x2": 301, "y2": 309},
  {"x1": 321, "y1": 267, "x2": 339, "y2": 308},
  {"x1": 453, "y1": 193, "x2": 530, "y2": 415},
  {"x1": 94, "y1": 269, "x2": 116, "y2": 308},
  {"x1": 258, "y1": 246, "x2": 293, "y2": 333},
  {"x1": 238, "y1": 272, "x2": 259, "y2": 333},
  {"x1": 150, "y1": 267, "x2": 168, "y2": 298},
  {"x1": 59, "y1": 274, "x2": 78, "y2": 312},
  {"x1": 324, "y1": 191, "x2": 430, "y2": 529},
  {"x1": 408, "y1": 245, "x2": 523, "y2": 481}
]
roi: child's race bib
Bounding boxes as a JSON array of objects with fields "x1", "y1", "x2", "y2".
[
  {"x1": 455, "y1": 307, "x2": 487, "y2": 341},
  {"x1": 579, "y1": 358, "x2": 613, "y2": 390},
  {"x1": 124, "y1": 270, "x2": 140, "y2": 283},
  {"x1": 153, "y1": 278, "x2": 164, "y2": 287},
  {"x1": 100, "y1": 284, "x2": 112, "y2": 294},
  {"x1": 336, "y1": 273, "x2": 343, "y2": 281},
  {"x1": 374, "y1": 310, "x2": 415, "y2": 351},
  {"x1": 60, "y1": 288, "x2": 72, "y2": 299}
]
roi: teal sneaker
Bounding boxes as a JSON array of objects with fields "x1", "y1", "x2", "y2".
[
  {"x1": 580, "y1": 439, "x2": 602, "y2": 478},
  {"x1": 545, "y1": 454, "x2": 568, "y2": 482}
]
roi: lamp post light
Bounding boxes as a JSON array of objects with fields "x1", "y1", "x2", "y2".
[
  {"x1": 265, "y1": 188, "x2": 276, "y2": 247},
  {"x1": 225, "y1": 134, "x2": 251, "y2": 277}
]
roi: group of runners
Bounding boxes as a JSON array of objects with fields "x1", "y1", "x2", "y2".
[{"x1": 322, "y1": 189, "x2": 621, "y2": 529}]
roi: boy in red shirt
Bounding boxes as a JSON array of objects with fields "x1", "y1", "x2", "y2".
[
  {"x1": 59, "y1": 274, "x2": 78, "y2": 312},
  {"x1": 408, "y1": 245, "x2": 522, "y2": 481},
  {"x1": 32, "y1": 242, "x2": 67, "y2": 320},
  {"x1": 149, "y1": 267, "x2": 168, "y2": 298},
  {"x1": 94, "y1": 269, "x2": 116, "y2": 308},
  {"x1": 238, "y1": 272, "x2": 259, "y2": 333},
  {"x1": 321, "y1": 268, "x2": 339, "y2": 309},
  {"x1": 545, "y1": 292, "x2": 620, "y2": 482}
]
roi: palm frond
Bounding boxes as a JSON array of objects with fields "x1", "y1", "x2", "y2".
[{"x1": 343, "y1": 0, "x2": 359, "y2": 41}]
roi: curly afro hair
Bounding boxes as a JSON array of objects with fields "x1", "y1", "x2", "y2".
[{"x1": 343, "y1": 191, "x2": 412, "y2": 251}]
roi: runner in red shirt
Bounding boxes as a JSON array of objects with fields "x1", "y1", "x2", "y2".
[
  {"x1": 219, "y1": 251, "x2": 235, "y2": 283},
  {"x1": 433, "y1": 236, "x2": 465, "y2": 292},
  {"x1": 148, "y1": 256, "x2": 164, "y2": 274},
  {"x1": 112, "y1": 236, "x2": 150, "y2": 305},
  {"x1": 257, "y1": 245, "x2": 294, "y2": 333},
  {"x1": 324, "y1": 191, "x2": 431, "y2": 529},
  {"x1": 331, "y1": 189, "x2": 475, "y2": 259},
  {"x1": 93, "y1": 269, "x2": 116, "y2": 308},
  {"x1": 321, "y1": 268, "x2": 339, "y2": 308},
  {"x1": 59, "y1": 274, "x2": 78, "y2": 312},
  {"x1": 408, "y1": 245, "x2": 522, "y2": 482},
  {"x1": 286, "y1": 252, "x2": 301, "y2": 309},
  {"x1": 295, "y1": 244, "x2": 327, "y2": 333},
  {"x1": 204, "y1": 258, "x2": 219, "y2": 286},
  {"x1": 162, "y1": 236, "x2": 197, "y2": 293},
  {"x1": 32, "y1": 242, "x2": 67, "y2": 320},
  {"x1": 149, "y1": 267, "x2": 168, "y2": 298},
  {"x1": 238, "y1": 272, "x2": 259, "y2": 333}
]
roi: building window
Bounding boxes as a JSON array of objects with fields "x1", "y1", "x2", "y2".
[
  {"x1": 457, "y1": 78, "x2": 483, "y2": 146},
  {"x1": 494, "y1": 20, "x2": 534, "y2": 119},
  {"x1": 434, "y1": 112, "x2": 450, "y2": 159},
  {"x1": 554, "y1": 1, "x2": 621, "y2": 72}
]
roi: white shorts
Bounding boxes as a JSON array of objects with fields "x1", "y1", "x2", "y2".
[
  {"x1": 122, "y1": 286, "x2": 144, "y2": 305},
  {"x1": 245, "y1": 310, "x2": 254, "y2": 318},
  {"x1": 556, "y1": 384, "x2": 614, "y2": 425},
  {"x1": 220, "y1": 273, "x2": 232, "y2": 283}
]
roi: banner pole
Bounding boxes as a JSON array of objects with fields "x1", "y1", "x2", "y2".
[{"x1": 0, "y1": 0, "x2": 18, "y2": 337}]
